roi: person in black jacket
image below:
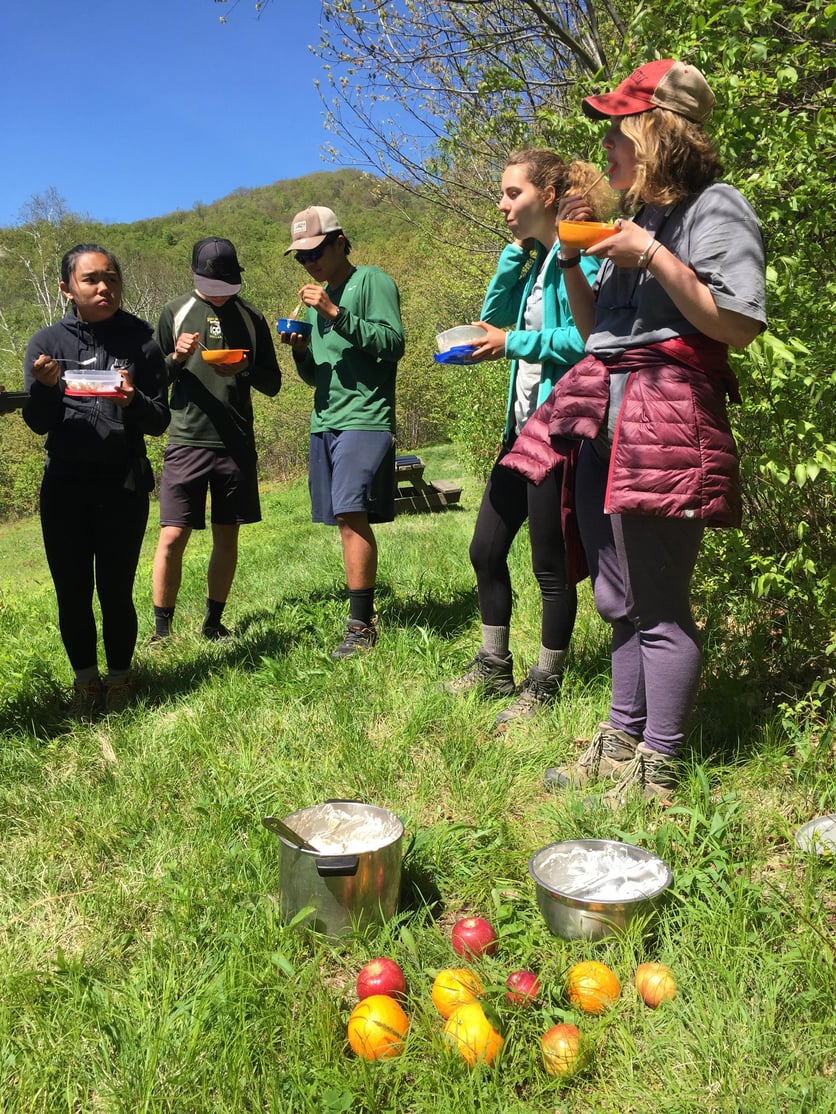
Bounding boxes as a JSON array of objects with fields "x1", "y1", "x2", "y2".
[{"x1": 23, "y1": 243, "x2": 170, "y2": 719}]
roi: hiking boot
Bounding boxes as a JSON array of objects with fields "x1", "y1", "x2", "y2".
[
  {"x1": 603, "y1": 742, "x2": 678, "y2": 808},
  {"x1": 203, "y1": 623, "x2": 233, "y2": 643},
  {"x1": 495, "y1": 666, "x2": 560, "y2": 725},
  {"x1": 442, "y1": 649, "x2": 515, "y2": 698},
  {"x1": 103, "y1": 676, "x2": 134, "y2": 714},
  {"x1": 68, "y1": 678, "x2": 103, "y2": 722},
  {"x1": 331, "y1": 618, "x2": 378, "y2": 660},
  {"x1": 544, "y1": 722, "x2": 639, "y2": 791}
]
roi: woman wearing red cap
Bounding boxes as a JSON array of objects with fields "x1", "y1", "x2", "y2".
[{"x1": 505, "y1": 61, "x2": 767, "y2": 802}]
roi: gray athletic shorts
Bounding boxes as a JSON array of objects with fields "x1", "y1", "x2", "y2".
[{"x1": 308, "y1": 430, "x2": 395, "y2": 525}]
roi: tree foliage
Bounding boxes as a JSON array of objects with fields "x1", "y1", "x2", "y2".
[{"x1": 307, "y1": 0, "x2": 835, "y2": 700}]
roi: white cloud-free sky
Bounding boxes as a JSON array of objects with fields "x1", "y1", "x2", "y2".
[{"x1": 0, "y1": 0, "x2": 353, "y2": 226}]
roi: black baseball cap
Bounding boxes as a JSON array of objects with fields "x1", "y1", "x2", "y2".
[{"x1": 191, "y1": 237, "x2": 243, "y2": 296}]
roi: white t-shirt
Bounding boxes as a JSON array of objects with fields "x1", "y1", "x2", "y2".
[{"x1": 513, "y1": 256, "x2": 548, "y2": 433}]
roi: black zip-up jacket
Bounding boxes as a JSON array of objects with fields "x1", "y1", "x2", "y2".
[{"x1": 23, "y1": 309, "x2": 170, "y2": 485}]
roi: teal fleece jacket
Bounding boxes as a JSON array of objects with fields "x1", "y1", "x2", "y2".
[{"x1": 480, "y1": 241, "x2": 599, "y2": 441}]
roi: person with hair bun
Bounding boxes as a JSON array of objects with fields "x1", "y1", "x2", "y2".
[
  {"x1": 443, "y1": 150, "x2": 613, "y2": 725},
  {"x1": 23, "y1": 244, "x2": 169, "y2": 718},
  {"x1": 503, "y1": 62, "x2": 767, "y2": 801}
]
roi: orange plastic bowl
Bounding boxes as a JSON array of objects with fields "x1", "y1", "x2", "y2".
[
  {"x1": 201, "y1": 348, "x2": 248, "y2": 366},
  {"x1": 558, "y1": 221, "x2": 617, "y2": 250}
]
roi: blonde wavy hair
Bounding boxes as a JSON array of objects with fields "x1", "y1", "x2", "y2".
[
  {"x1": 617, "y1": 109, "x2": 723, "y2": 208},
  {"x1": 505, "y1": 149, "x2": 617, "y2": 222}
]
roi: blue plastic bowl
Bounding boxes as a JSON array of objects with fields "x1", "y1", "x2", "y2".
[{"x1": 277, "y1": 317, "x2": 312, "y2": 338}]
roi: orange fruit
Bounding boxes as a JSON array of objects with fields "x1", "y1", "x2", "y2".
[
  {"x1": 541, "y1": 1023, "x2": 583, "y2": 1076},
  {"x1": 565, "y1": 960, "x2": 620, "y2": 1015},
  {"x1": 431, "y1": 967, "x2": 483, "y2": 1019},
  {"x1": 443, "y1": 1002, "x2": 504, "y2": 1067},
  {"x1": 346, "y1": 994, "x2": 409, "y2": 1060}
]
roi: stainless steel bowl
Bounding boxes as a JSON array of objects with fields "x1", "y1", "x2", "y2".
[{"x1": 529, "y1": 838, "x2": 673, "y2": 941}]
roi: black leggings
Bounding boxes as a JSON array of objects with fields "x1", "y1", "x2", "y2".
[
  {"x1": 40, "y1": 467, "x2": 149, "y2": 672},
  {"x1": 469, "y1": 448, "x2": 577, "y2": 650}
]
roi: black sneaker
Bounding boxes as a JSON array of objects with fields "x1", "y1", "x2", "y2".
[
  {"x1": 203, "y1": 623, "x2": 233, "y2": 643},
  {"x1": 442, "y1": 649, "x2": 515, "y2": 697},
  {"x1": 331, "y1": 619, "x2": 377, "y2": 660},
  {"x1": 495, "y1": 666, "x2": 560, "y2": 725}
]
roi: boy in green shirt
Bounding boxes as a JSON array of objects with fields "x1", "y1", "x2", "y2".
[{"x1": 280, "y1": 207, "x2": 404, "y2": 658}]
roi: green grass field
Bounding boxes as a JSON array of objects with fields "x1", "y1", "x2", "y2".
[{"x1": 1, "y1": 445, "x2": 833, "y2": 1113}]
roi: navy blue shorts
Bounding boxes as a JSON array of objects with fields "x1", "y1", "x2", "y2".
[
  {"x1": 159, "y1": 444, "x2": 261, "y2": 528},
  {"x1": 308, "y1": 430, "x2": 396, "y2": 525}
]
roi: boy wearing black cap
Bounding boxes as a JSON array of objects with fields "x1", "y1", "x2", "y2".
[
  {"x1": 280, "y1": 206, "x2": 404, "y2": 659},
  {"x1": 151, "y1": 237, "x2": 281, "y2": 642}
]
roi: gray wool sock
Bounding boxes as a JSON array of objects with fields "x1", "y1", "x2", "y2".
[
  {"x1": 537, "y1": 646, "x2": 568, "y2": 676},
  {"x1": 481, "y1": 625, "x2": 511, "y2": 658}
]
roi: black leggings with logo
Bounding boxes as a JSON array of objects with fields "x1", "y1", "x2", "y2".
[{"x1": 40, "y1": 465, "x2": 149, "y2": 673}]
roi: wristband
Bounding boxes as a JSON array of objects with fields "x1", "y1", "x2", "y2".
[
  {"x1": 558, "y1": 254, "x2": 581, "y2": 269},
  {"x1": 645, "y1": 241, "x2": 663, "y2": 268}
]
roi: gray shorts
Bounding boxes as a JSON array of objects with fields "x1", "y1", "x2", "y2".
[
  {"x1": 159, "y1": 444, "x2": 261, "y2": 528},
  {"x1": 308, "y1": 430, "x2": 395, "y2": 525}
]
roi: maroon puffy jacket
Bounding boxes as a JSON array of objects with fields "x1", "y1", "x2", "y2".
[{"x1": 501, "y1": 337, "x2": 742, "y2": 528}]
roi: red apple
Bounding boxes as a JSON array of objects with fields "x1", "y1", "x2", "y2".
[
  {"x1": 451, "y1": 916, "x2": 497, "y2": 958},
  {"x1": 356, "y1": 957, "x2": 406, "y2": 1002},
  {"x1": 505, "y1": 968, "x2": 540, "y2": 1006}
]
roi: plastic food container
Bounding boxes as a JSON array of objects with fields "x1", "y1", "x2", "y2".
[
  {"x1": 276, "y1": 317, "x2": 312, "y2": 338},
  {"x1": 529, "y1": 838, "x2": 673, "y2": 940},
  {"x1": 557, "y1": 221, "x2": 618, "y2": 250},
  {"x1": 63, "y1": 370, "x2": 122, "y2": 396},
  {"x1": 436, "y1": 325, "x2": 487, "y2": 353}
]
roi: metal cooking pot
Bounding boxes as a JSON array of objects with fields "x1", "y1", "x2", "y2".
[
  {"x1": 267, "y1": 800, "x2": 404, "y2": 937},
  {"x1": 529, "y1": 838, "x2": 672, "y2": 941}
]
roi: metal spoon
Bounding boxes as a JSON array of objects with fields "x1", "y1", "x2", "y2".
[{"x1": 262, "y1": 815, "x2": 320, "y2": 852}]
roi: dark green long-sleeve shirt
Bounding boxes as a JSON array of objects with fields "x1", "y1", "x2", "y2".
[{"x1": 293, "y1": 265, "x2": 403, "y2": 433}]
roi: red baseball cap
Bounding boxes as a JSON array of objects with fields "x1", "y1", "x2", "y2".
[{"x1": 583, "y1": 60, "x2": 715, "y2": 124}]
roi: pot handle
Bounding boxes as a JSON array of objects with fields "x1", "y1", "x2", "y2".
[{"x1": 315, "y1": 855, "x2": 360, "y2": 877}]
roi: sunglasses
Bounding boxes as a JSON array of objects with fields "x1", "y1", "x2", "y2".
[{"x1": 295, "y1": 239, "x2": 334, "y2": 265}]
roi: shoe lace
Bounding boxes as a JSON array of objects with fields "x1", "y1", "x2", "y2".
[
  {"x1": 342, "y1": 623, "x2": 373, "y2": 647},
  {"x1": 509, "y1": 677, "x2": 544, "y2": 711}
]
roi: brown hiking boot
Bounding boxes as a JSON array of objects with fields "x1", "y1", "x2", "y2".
[
  {"x1": 603, "y1": 742, "x2": 678, "y2": 808},
  {"x1": 495, "y1": 666, "x2": 560, "y2": 726},
  {"x1": 68, "y1": 678, "x2": 103, "y2": 722},
  {"x1": 442, "y1": 649, "x2": 515, "y2": 697},
  {"x1": 103, "y1": 675, "x2": 134, "y2": 714},
  {"x1": 544, "y1": 722, "x2": 639, "y2": 791}
]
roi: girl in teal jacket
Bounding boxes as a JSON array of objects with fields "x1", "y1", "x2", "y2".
[{"x1": 443, "y1": 150, "x2": 612, "y2": 724}]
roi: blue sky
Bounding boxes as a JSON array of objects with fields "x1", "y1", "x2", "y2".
[{"x1": 0, "y1": 0, "x2": 350, "y2": 227}]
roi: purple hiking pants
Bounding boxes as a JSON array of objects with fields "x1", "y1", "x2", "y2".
[{"x1": 575, "y1": 441, "x2": 705, "y2": 755}]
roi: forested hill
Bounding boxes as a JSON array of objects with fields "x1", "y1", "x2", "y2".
[
  {"x1": 0, "y1": 169, "x2": 505, "y2": 520},
  {"x1": 0, "y1": 169, "x2": 454, "y2": 372}
]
